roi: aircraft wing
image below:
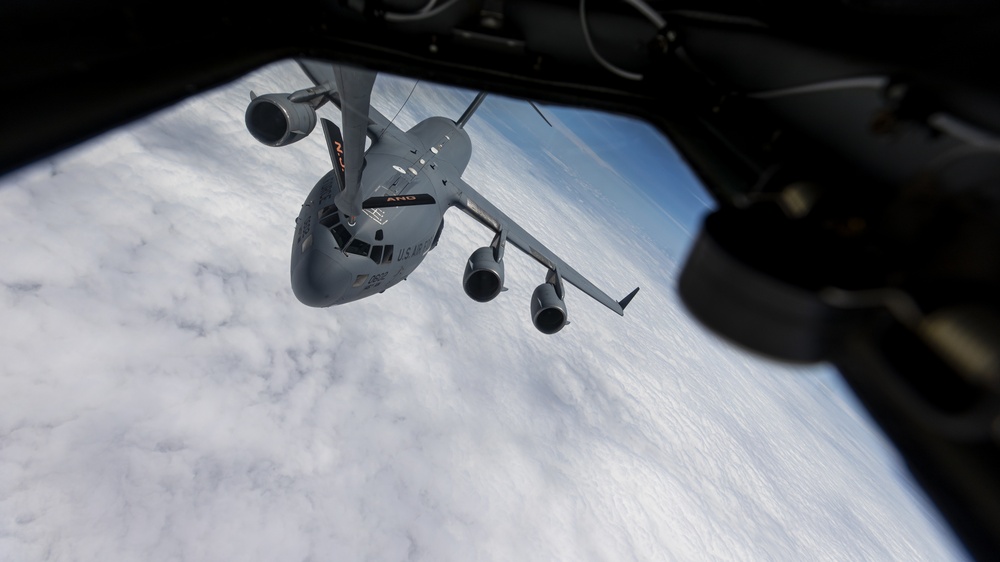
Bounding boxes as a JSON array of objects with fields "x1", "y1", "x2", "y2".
[
  {"x1": 295, "y1": 59, "x2": 408, "y2": 144},
  {"x1": 450, "y1": 177, "x2": 639, "y2": 316}
]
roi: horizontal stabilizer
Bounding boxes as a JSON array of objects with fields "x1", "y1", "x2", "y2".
[
  {"x1": 362, "y1": 194, "x2": 437, "y2": 209},
  {"x1": 619, "y1": 287, "x2": 640, "y2": 312}
]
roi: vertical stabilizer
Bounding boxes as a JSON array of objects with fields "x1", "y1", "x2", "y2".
[{"x1": 456, "y1": 92, "x2": 488, "y2": 129}]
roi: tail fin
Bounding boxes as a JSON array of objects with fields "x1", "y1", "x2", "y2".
[
  {"x1": 529, "y1": 101, "x2": 553, "y2": 127},
  {"x1": 456, "y1": 92, "x2": 488, "y2": 129},
  {"x1": 456, "y1": 94, "x2": 553, "y2": 129}
]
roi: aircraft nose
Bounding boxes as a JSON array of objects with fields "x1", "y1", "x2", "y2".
[{"x1": 291, "y1": 250, "x2": 351, "y2": 307}]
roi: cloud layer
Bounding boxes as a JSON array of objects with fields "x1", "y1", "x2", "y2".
[{"x1": 0, "y1": 61, "x2": 964, "y2": 561}]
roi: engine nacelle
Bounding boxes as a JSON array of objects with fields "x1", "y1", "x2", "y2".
[
  {"x1": 531, "y1": 282, "x2": 568, "y2": 334},
  {"x1": 463, "y1": 247, "x2": 504, "y2": 302},
  {"x1": 245, "y1": 93, "x2": 317, "y2": 147}
]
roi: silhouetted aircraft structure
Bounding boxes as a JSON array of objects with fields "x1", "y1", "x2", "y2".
[
  {"x1": 4, "y1": 0, "x2": 1000, "y2": 558},
  {"x1": 245, "y1": 60, "x2": 638, "y2": 333}
]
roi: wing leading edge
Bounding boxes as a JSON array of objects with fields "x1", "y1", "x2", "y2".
[{"x1": 450, "y1": 177, "x2": 639, "y2": 316}]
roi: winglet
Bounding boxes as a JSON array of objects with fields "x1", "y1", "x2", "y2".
[{"x1": 618, "y1": 287, "x2": 640, "y2": 314}]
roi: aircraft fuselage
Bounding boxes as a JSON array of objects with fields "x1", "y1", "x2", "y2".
[{"x1": 290, "y1": 116, "x2": 471, "y2": 307}]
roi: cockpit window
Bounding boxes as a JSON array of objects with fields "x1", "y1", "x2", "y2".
[
  {"x1": 318, "y1": 205, "x2": 340, "y2": 228},
  {"x1": 326, "y1": 213, "x2": 376, "y2": 259},
  {"x1": 370, "y1": 245, "x2": 383, "y2": 264},
  {"x1": 345, "y1": 238, "x2": 371, "y2": 257},
  {"x1": 322, "y1": 204, "x2": 376, "y2": 257},
  {"x1": 331, "y1": 224, "x2": 350, "y2": 248},
  {"x1": 382, "y1": 245, "x2": 393, "y2": 264}
]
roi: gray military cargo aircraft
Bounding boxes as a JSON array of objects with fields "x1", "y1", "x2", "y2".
[{"x1": 245, "y1": 59, "x2": 639, "y2": 334}]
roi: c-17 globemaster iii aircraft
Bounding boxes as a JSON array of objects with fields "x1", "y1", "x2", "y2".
[{"x1": 245, "y1": 60, "x2": 639, "y2": 334}]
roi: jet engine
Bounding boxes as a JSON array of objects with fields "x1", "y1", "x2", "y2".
[
  {"x1": 463, "y1": 247, "x2": 504, "y2": 302},
  {"x1": 531, "y1": 282, "x2": 568, "y2": 334},
  {"x1": 245, "y1": 93, "x2": 317, "y2": 147}
]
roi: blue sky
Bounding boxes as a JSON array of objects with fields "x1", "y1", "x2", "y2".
[{"x1": 470, "y1": 93, "x2": 713, "y2": 258}]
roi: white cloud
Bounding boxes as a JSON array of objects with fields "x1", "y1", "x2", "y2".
[{"x1": 0, "y1": 60, "x2": 965, "y2": 561}]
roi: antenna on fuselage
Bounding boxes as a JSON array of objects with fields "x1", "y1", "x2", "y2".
[{"x1": 456, "y1": 92, "x2": 488, "y2": 129}]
